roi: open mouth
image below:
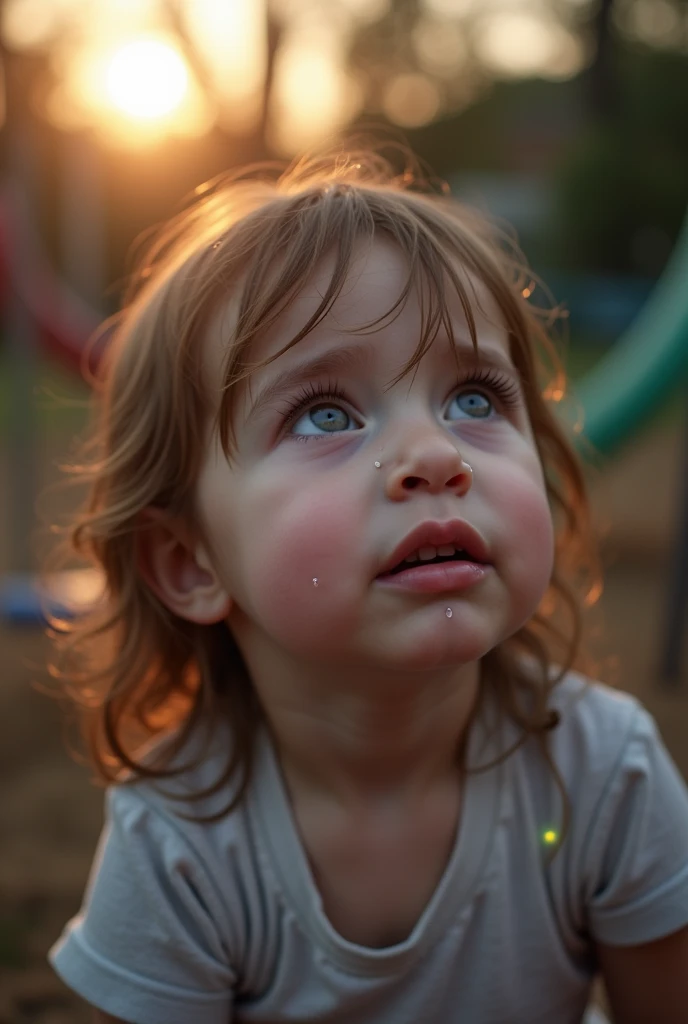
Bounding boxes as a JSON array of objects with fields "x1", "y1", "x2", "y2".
[
  {"x1": 378, "y1": 520, "x2": 490, "y2": 581},
  {"x1": 385, "y1": 547, "x2": 476, "y2": 576}
]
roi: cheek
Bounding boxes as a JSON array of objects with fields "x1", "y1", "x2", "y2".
[
  {"x1": 491, "y1": 467, "x2": 554, "y2": 606},
  {"x1": 511, "y1": 492, "x2": 554, "y2": 587},
  {"x1": 235, "y1": 482, "x2": 365, "y2": 651}
]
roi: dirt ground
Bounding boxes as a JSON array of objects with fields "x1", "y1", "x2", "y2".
[{"x1": 1, "y1": 417, "x2": 687, "y2": 1023}]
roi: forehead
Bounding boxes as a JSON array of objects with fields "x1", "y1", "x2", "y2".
[{"x1": 202, "y1": 237, "x2": 512, "y2": 396}]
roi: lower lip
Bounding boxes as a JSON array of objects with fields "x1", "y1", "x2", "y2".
[{"x1": 375, "y1": 561, "x2": 489, "y2": 594}]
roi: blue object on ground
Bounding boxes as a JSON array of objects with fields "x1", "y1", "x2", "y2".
[{"x1": 0, "y1": 570, "x2": 102, "y2": 625}]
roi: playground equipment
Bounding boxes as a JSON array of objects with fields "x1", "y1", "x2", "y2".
[
  {"x1": 0, "y1": 173, "x2": 104, "y2": 624},
  {"x1": 574, "y1": 211, "x2": 688, "y2": 683},
  {"x1": 0, "y1": 190, "x2": 104, "y2": 376},
  {"x1": 576, "y1": 211, "x2": 688, "y2": 456}
]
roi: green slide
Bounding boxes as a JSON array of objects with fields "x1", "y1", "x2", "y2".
[{"x1": 575, "y1": 211, "x2": 688, "y2": 456}]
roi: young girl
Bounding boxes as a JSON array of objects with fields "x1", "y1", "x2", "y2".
[{"x1": 48, "y1": 149, "x2": 688, "y2": 1024}]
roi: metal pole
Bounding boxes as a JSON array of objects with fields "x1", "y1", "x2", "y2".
[
  {"x1": 5, "y1": 134, "x2": 40, "y2": 574},
  {"x1": 60, "y1": 130, "x2": 105, "y2": 315},
  {"x1": 659, "y1": 389, "x2": 688, "y2": 686}
]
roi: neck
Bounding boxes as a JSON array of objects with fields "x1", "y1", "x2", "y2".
[{"x1": 245, "y1": 649, "x2": 481, "y2": 807}]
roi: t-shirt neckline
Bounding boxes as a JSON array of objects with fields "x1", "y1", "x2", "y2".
[{"x1": 250, "y1": 695, "x2": 507, "y2": 977}]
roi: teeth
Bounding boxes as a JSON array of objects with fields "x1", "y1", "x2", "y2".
[
  {"x1": 418, "y1": 546, "x2": 437, "y2": 561},
  {"x1": 400, "y1": 544, "x2": 467, "y2": 566},
  {"x1": 404, "y1": 545, "x2": 457, "y2": 562}
]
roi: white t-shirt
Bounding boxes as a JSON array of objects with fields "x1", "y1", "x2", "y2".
[{"x1": 50, "y1": 674, "x2": 688, "y2": 1024}]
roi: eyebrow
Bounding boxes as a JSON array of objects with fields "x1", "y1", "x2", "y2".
[{"x1": 244, "y1": 338, "x2": 519, "y2": 423}]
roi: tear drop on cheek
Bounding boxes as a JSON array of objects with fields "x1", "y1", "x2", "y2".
[
  {"x1": 446, "y1": 607, "x2": 453, "y2": 618},
  {"x1": 312, "y1": 578, "x2": 319, "y2": 588}
]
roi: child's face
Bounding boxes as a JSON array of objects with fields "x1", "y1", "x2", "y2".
[{"x1": 195, "y1": 240, "x2": 554, "y2": 674}]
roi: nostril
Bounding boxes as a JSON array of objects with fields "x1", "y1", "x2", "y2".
[
  {"x1": 446, "y1": 475, "x2": 463, "y2": 488},
  {"x1": 402, "y1": 476, "x2": 422, "y2": 490}
]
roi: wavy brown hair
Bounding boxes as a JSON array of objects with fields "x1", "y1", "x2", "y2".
[{"x1": 48, "y1": 146, "x2": 600, "y2": 827}]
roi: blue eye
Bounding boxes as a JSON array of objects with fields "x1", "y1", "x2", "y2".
[
  {"x1": 447, "y1": 390, "x2": 493, "y2": 420},
  {"x1": 291, "y1": 403, "x2": 354, "y2": 436}
]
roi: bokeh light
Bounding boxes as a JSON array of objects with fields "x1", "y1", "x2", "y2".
[
  {"x1": 620, "y1": 0, "x2": 682, "y2": 47},
  {"x1": 269, "y1": 26, "x2": 362, "y2": 154},
  {"x1": 424, "y1": 0, "x2": 479, "y2": 16},
  {"x1": 383, "y1": 73, "x2": 442, "y2": 128},
  {"x1": 413, "y1": 17, "x2": 469, "y2": 78},
  {"x1": 182, "y1": 0, "x2": 266, "y2": 134},
  {"x1": 105, "y1": 38, "x2": 188, "y2": 120},
  {"x1": 1, "y1": 0, "x2": 59, "y2": 49},
  {"x1": 475, "y1": 13, "x2": 584, "y2": 80}
]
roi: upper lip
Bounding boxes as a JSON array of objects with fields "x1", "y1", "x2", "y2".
[{"x1": 378, "y1": 519, "x2": 491, "y2": 576}]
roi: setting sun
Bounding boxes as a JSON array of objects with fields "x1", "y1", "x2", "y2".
[{"x1": 105, "y1": 38, "x2": 189, "y2": 120}]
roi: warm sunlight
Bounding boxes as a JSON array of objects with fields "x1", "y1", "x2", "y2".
[
  {"x1": 269, "y1": 27, "x2": 362, "y2": 155},
  {"x1": 44, "y1": 30, "x2": 214, "y2": 148},
  {"x1": 105, "y1": 37, "x2": 189, "y2": 120},
  {"x1": 182, "y1": 0, "x2": 266, "y2": 133}
]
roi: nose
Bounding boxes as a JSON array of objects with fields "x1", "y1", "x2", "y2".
[{"x1": 384, "y1": 426, "x2": 473, "y2": 501}]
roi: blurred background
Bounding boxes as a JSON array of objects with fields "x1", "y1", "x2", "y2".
[{"x1": 0, "y1": 0, "x2": 687, "y2": 1019}]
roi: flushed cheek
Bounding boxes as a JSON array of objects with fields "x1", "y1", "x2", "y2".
[
  {"x1": 491, "y1": 474, "x2": 554, "y2": 616},
  {"x1": 236, "y1": 485, "x2": 366, "y2": 652}
]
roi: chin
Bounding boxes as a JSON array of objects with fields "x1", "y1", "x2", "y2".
[{"x1": 377, "y1": 631, "x2": 495, "y2": 674}]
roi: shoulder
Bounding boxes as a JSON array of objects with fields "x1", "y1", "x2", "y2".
[
  {"x1": 109, "y1": 717, "x2": 258, "y2": 868},
  {"x1": 50, "y1": 721, "x2": 275, "y2": 1005},
  {"x1": 96, "y1": 716, "x2": 277, "y2": 959},
  {"x1": 503, "y1": 671, "x2": 653, "y2": 804},
  {"x1": 497, "y1": 670, "x2": 655, "y2": 855},
  {"x1": 547, "y1": 671, "x2": 650, "y2": 776},
  {"x1": 544, "y1": 673, "x2": 688, "y2": 947},
  {"x1": 50, "y1": 723, "x2": 299, "y2": 1017},
  {"x1": 549, "y1": 670, "x2": 641, "y2": 720},
  {"x1": 550, "y1": 670, "x2": 643, "y2": 730},
  {"x1": 541, "y1": 671, "x2": 685, "y2": 833}
]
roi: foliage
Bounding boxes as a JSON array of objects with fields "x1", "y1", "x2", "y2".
[{"x1": 549, "y1": 46, "x2": 688, "y2": 275}]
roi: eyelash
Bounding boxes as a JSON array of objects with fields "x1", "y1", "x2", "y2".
[
  {"x1": 281, "y1": 380, "x2": 352, "y2": 438},
  {"x1": 281, "y1": 369, "x2": 522, "y2": 438},
  {"x1": 458, "y1": 368, "x2": 522, "y2": 408}
]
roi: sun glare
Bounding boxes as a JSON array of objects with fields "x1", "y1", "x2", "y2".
[
  {"x1": 46, "y1": 30, "x2": 213, "y2": 147},
  {"x1": 105, "y1": 37, "x2": 189, "y2": 119}
]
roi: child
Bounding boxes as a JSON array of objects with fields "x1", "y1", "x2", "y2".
[{"x1": 48, "y1": 148, "x2": 688, "y2": 1024}]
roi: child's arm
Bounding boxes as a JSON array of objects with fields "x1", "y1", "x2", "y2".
[{"x1": 597, "y1": 924, "x2": 688, "y2": 1023}]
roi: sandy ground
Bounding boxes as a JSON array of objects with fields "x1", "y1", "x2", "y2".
[{"x1": 0, "y1": 417, "x2": 687, "y2": 1022}]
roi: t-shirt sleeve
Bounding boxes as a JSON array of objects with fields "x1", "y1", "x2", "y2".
[
  {"x1": 49, "y1": 786, "x2": 237, "y2": 1024},
  {"x1": 584, "y1": 704, "x2": 688, "y2": 946}
]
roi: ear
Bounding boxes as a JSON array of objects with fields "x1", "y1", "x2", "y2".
[{"x1": 136, "y1": 508, "x2": 231, "y2": 624}]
